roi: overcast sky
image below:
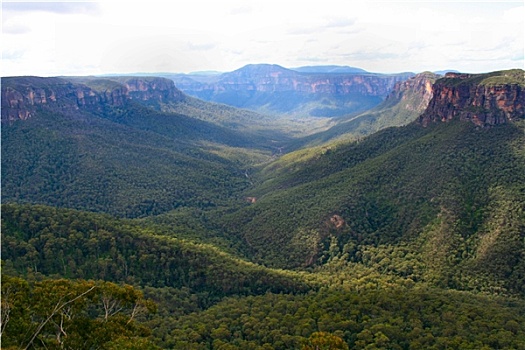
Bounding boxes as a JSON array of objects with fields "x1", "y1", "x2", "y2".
[{"x1": 2, "y1": 0, "x2": 523, "y2": 76}]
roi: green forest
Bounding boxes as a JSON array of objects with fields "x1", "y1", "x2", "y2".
[{"x1": 2, "y1": 71, "x2": 525, "y2": 349}]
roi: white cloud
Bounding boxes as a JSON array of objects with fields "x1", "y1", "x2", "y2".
[
  {"x1": 2, "y1": 2, "x2": 101, "y2": 15},
  {"x1": 1, "y1": 0, "x2": 523, "y2": 76}
]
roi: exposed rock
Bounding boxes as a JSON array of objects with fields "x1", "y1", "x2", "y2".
[
  {"x1": 329, "y1": 214, "x2": 346, "y2": 229},
  {"x1": 212, "y1": 64, "x2": 409, "y2": 95},
  {"x1": 169, "y1": 64, "x2": 414, "y2": 116},
  {"x1": 245, "y1": 197, "x2": 257, "y2": 204},
  {"x1": 1, "y1": 76, "x2": 185, "y2": 122},
  {"x1": 418, "y1": 69, "x2": 525, "y2": 127},
  {"x1": 387, "y1": 71, "x2": 438, "y2": 114},
  {"x1": 119, "y1": 77, "x2": 185, "y2": 103},
  {"x1": 1, "y1": 76, "x2": 101, "y2": 122}
]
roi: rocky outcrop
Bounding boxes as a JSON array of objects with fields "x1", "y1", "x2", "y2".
[
  {"x1": 418, "y1": 70, "x2": 525, "y2": 127},
  {"x1": 387, "y1": 71, "x2": 438, "y2": 114},
  {"x1": 173, "y1": 64, "x2": 412, "y2": 97},
  {"x1": 1, "y1": 77, "x2": 100, "y2": 121},
  {"x1": 114, "y1": 77, "x2": 185, "y2": 103},
  {"x1": 1, "y1": 76, "x2": 185, "y2": 122},
  {"x1": 169, "y1": 64, "x2": 413, "y2": 117}
]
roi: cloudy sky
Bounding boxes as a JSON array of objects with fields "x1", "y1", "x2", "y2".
[{"x1": 2, "y1": 0, "x2": 523, "y2": 76}]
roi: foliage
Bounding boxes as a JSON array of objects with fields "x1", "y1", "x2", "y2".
[
  {"x1": 302, "y1": 332, "x2": 349, "y2": 349},
  {"x1": 289, "y1": 72, "x2": 439, "y2": 149},
  {"x1": 1, "y1": 274, "x2": 157, "y2": 349},
  {"x1": 2, "y1": 72, "x2": 525, "y2": 349},
  {"x1": 1, "y1": 102, "x2": 258, "y2": 218},
  {"x1": 220, "y1": 120, "x2": 525, "y2": 297},
  {"x1": 151, "y1": 284, "x2": 525, "y2": 349},
  {"x1": 1, "y1": 204, "x2": 311, "y2": 303},
  {"x1": 161, "y1": 95, "x2": 332, "y2": 140},
  {"x1": 438, "y1": 69, "x2": 525, "y2": 87}
]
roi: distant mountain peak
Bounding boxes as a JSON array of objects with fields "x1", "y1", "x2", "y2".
[
  {"x1": 229, "y1": 63, "x2": 295, "y2": 76},
  {"x1": 433, "y1": 69, "x2": 460, "y2": 75},
  {"x1": 291, "y1": 65, "x2": 368, "y2": 74},
  {"x1": 170, "y1": 64, "x2": 413, "y2": 117}
]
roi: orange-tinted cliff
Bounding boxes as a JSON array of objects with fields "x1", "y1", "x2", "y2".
[
  {"x1": 1, "y1": 76, "x2": 184, "y2": 122},
  {"x1": 418, "y1": 70, "x2": 525, "y2": 127},
  {"x1": 386, "y1": 71, "x2": 438, "y2": 114}
]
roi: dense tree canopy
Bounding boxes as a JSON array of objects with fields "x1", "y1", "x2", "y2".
[{"x1": 2, "y1": 72, "x2": 524, "y2": 349}]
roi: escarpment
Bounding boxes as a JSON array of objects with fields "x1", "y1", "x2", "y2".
[
  {"x1": 418, "y1": 70, "x2": 525, "y2": 127},
  {"x1": 1, "y1": 76, "x2": 184, "y2": 122}
]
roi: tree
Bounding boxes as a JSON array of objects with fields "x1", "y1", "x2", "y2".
[
  {"x1": 1, "y1": 274, "x2": 156, "y2": 349},
  {"x1": 302, "y1": 332, "x2": 349, "y2": 350}
]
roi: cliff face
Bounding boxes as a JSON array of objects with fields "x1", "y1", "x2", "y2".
[
  {"x1": 1, "y1": 76, "x2": 184, "y2": 122},
  {"x1": 386, "y1": 71, "x2": 438, "y2": 114},
  {"x1": 173, "y1": 64, "x2": 412, "y2": 97},
  {"x1": 169, "y1": 64, "x2": 413, "y2": 117},
  {"x1": 113, "y1": 77, "x2": 185, "y2": 102},
  {"x1": 418, "y1": 70, "x2": 525, "y2": 127}
]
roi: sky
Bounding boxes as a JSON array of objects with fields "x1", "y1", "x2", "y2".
[{"x1": 1, "y1": 0, "x2": 524, "y2": 76}]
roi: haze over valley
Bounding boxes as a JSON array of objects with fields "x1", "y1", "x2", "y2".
[{"x1": 2, "y1": 1, "x2": 525, "y2": 349}]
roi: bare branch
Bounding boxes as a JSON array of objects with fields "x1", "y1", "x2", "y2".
[{"x1": 24, "y1": 285, "x2": 96, "y2": 350}]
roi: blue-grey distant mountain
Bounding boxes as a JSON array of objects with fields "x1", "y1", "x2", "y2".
[
  {"x1": 433, "y1": 69, "x2": 460, "y2": 75},
  {"x1": 291, "y1": 65, "x2": 368, "y2": 74},
  {"x1": 288, "y1": 71, "x2": 440, "y2": 149},
  {"x1": 188, "y1": 70, "x2": 222, "y2": 76},
  {"x1": 168, "y1": 64, "x2": 414, "y2": 117}
]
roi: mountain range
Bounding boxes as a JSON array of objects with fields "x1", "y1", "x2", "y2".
[
  {"x1": 2, "y1": 67, "x2": 525, "y2": 349},
  {"x1": 167, "y1": 64, "x2": 414, "y2": 117}
]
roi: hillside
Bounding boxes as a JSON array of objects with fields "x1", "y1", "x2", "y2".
[
  {"x1": 64, "y1": 76, "x2": 330, "y2": 139},
  {"x1": 168, "y1": 64, "x2": 413, "y2": 117},
  {"x1": 217, "y1": 69, "x2": 525, "y2": 295},
  {"x1": 288, "y1": 71, "x2": 439, "y2": 149},
  {"x1": 2, "y1": 69, "x2": 525, "y2": 349},
  {"x1": 3, "y1": 203, "x2": 525, "y2": 349},
  {"x1": 1, "y1": 76, "x2": 303, "y2": 218}
]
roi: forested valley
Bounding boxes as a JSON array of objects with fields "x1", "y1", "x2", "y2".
[{"x1": 2, "y1": 70, "x2": 525, "y2": 349}]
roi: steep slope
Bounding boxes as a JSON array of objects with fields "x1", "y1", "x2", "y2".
[
  {"x1": 219, "y1": 70, "x2": 525, "y2": 296},
  {"x1": 288, "y1": 71, "x2": 439, "y2": 148},
  {"x1": 3, "y1": 70, "x2": 525, "y2": 350},
  {"x1": 1, "y1": 76, "x2": 289, "y2": 218},
  {"x1": 65, "y1": 76, "x2": 327, "y2": 140},
  {"x1": 419, "y1": 69, "x2": 525, "y2": 126},
  {"x1": 5, "y1": 203, "x2": 525, "y2": 349},
  {"x1": 169, "y1": 64, "x2": 413, "y2": 117},
  {"x1": 1, "y1": 203, "x2": 310, "y2": 298}
]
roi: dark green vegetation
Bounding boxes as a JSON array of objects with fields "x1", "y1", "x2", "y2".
[
  {"x1": 2, "y1": 70, "x2": 525, "y2": 349},
  {"x1": 2, "y1": 76, "x2": 325, "y2": 218},
  {"x1": 1, "y1": 275, "x2": 159, "y2": 350},
  {"x1": 4, "y1": 203, "x2": 525, "y2": 349},
  {"x1": 440, "y1": 69, "x2": 525, "y2": 87},
  {"x1": 288, "y1": 72, "x2": 439, "y2": 149},
  {"x1": 221, "y1": 119, "x2": 525, "y2": 293},
  {"x1": 1, "y1": 104, "x2": 252, "y2": 217}
]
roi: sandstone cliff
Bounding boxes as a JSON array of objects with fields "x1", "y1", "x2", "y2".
[
  {"x1": 1, "y1": 76, "x2": 185, "y2": 122},
  {"x1": 386, "y1": 71, "x2": 437, "y2": 114},
  {"x1": 173, "y1": 64, "x2": 412, "y2": 97},
  {"x1": 418, "y1": 69, "x2": 524, "y2": 127},
  {"x1": 169, "y1": 64, "x2": 414, "y2": 116}
]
